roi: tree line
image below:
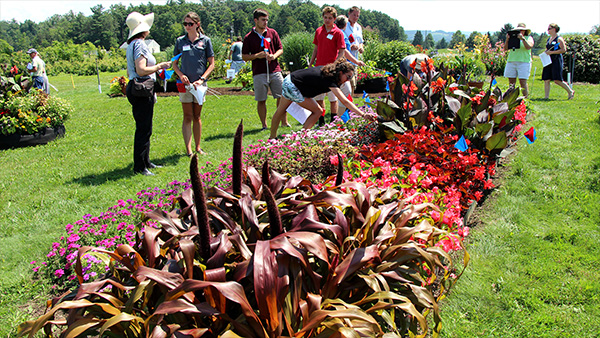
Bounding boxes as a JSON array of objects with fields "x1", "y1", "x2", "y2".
[
  {"x1": 410, "y1": 24, "x2": 552, "y2": 51},
  {"x1": 0, "y1": 0, "x2": 406, "y2": 52}
]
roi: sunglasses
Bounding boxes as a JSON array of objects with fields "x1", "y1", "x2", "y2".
[{"x1": 182, "y1": 22, "x2": 195, "y2": 27}]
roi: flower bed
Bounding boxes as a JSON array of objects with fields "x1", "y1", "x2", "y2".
[{"x1": 22, "y1": 61, "x2": 532, "y2": 337}]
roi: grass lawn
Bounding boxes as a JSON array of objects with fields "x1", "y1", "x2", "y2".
[
  {"x1": 440, "y1": 61, "x2": 600, "y2": 337},
  {"x1": 1, "y1": 58, "x2": 599, "y2": 337}
]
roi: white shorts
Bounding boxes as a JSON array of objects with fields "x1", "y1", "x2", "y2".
[
  {"x1": 314, "y1": 81, "x2": 352, "y2": 102},
  {"x1": 504, "y1": 62, "x2": 532, "y2": 80}
]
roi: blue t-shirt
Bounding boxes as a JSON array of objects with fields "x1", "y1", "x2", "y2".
[
  {"x1": 174, "y1": 34, "x2": 215, "y2": 82},
  {"x1": 230, "y1": 41, "x2": 243, "y2": 61}
]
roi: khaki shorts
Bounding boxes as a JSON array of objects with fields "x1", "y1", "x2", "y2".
[
  {"x1": 179, "y1": 90, "x2": 205, "y2": 104},
  {"x1": 314, "y1": 81, "x2": 352, "y2": 102},
  {"x1": 253, "y1": 72, "x2": 283, "y2": 101}
]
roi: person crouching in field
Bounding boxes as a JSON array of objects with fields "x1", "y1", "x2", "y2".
[{"x1": 269, "y1": 58, "x2": 375, "y2": 139}]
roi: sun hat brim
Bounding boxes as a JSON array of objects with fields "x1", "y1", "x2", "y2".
[{"x1": 127, "y1": 12, "x2": 154, "y2": 40}]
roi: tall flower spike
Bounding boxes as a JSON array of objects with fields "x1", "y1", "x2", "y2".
[
  {"x1": 263, "y1": 184, "x2": 283, "y2": 238},
  {"x1": 190, "y1": 154, "x2": 211, "y2": 261},
  {"x1": 335, "y1": 153, "x2": 343, "y2": 186},
  {"x1": 232, "y1": 119, "x2": 244, "y2": 195},
  {"x1": 262, "y1": 160, "x2": 270, "y2": 189}
]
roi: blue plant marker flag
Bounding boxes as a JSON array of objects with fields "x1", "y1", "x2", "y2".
[
  {"x1": 340, "y1": 110, "x2": 351, "y2": 123},
  {"x1": 454, "y1": 135, "x2": 469, "y2": 152},
  {"x1": 491, "y1": 78, "x2": 498, "y2": 86},
  {"x1": 171, "y1": 53, "x2": 182, "y2": 62},
  {"x1": 385, "y1": 71, "x2": 392, "y2": 76},
  {"x1": 164, "y1": 69, "x2": 174, "y2": 80},
  {"x1": 385, "y1": 80, "x2": 390, "y2": 92},
  {"x1": 363, "y1": 91, "x2": 371, "y2": 103}
]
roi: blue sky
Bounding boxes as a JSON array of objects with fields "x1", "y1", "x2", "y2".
[{"x1": 1, "y1": 0, "x2": 598, "y2": 34}]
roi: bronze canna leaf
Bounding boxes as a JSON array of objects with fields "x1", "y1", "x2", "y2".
[
  {"x1": 190, "y1": 154, "x2": 212, "y2": 261},
  {"x1": 263, "y1": 184, "x2": 283, "y2": 238},
  {"x1": 335, "y1": 153, "x2": 343, "y2": 186},
  {"x1": 232, "y1": 119, "x2": 244, "y2": 195}
]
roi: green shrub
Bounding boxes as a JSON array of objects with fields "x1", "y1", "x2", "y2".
[
  {"x1": 564, "y1": 34, "x2": 600, "y2": 84},
  {"x1": 281, "y1": 31, "x2": 314, "y2": 71},
  {"x1": 432, "y1": 51, "x2": 487, "y2": 81},
  {"x1": 371, "y1": 40, "x2": 417, "y2": 75}
]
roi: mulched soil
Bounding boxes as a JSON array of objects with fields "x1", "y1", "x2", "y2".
[{"x1": 156, "y1": 87, "x2": 389, "y2": 98}]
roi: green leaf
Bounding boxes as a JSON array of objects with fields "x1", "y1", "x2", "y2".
[
  {"x1": 376, "y1": 100, "x2": 396, "y2": 120},
  {"x1": 485, "y1": 131, "x2": 507, "y2": 151},
  {"x1": 456, "y1": 101, "x2": 473, "y2": 131},
  {"x1": 475, "y1": 123, "x2": 493, "y2": 140}
]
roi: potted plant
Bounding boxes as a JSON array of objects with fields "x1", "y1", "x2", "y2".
[
  {"x1": 355, "y1": 60, "x2": 390, "y2": 93},
  {"x1": 107, "y1": 76, "x2": 128, "y2": 97},
  {"x1": 0, "y1": 82, "x2": 73, "y2": 149}
]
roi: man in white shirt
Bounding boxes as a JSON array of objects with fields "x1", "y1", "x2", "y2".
[
  {"x1": 27, "y1": 48, "x2": 49, "y2": 93},
  {"x1": 343, "y1": 6, "x2": 364, "y2": 92},
  {"x1": 344, "y1": 7, "x2": 364, "y2": 58}
]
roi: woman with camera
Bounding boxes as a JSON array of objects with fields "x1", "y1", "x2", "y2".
[
  {"x1": 503, "y1": 23, "x2": 534, "y2": 97},
  {"x1": 542, "y1": 23, "x2": 575, "y2": 100}
]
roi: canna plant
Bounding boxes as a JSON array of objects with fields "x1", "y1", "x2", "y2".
[
  {"x1": 376, "y1": 57, "x2": 528, "y2": 156},
  {"x1": 19, "y1": 121, "x2": 462, "y2": 338}
]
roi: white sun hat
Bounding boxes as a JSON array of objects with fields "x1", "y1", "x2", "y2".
[{"x1": 126, "y1": 12, "x2": 154, "y2": 40}]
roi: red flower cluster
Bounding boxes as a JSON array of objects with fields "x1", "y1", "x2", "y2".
[{"x1": 345, "y1": 126, "x2": 497, "y2": 250}]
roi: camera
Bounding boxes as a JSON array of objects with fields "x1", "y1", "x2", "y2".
[{"x1": 507, "y1": 30, "x2": 521, "y2": 50}]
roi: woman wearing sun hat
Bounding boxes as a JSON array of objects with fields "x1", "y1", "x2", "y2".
[
  {"x1": 503, "y1": 23, "x2": 534, "y2": 97},
  {"x1": 172, "y1": 12, "x2": 215, "y2": 156},
  {"x1": 125, "y1": 11, "x2": 171, "y2": 176},
  {"x1": 542, "y1": 23, "x2": 575, "y2": 100}
]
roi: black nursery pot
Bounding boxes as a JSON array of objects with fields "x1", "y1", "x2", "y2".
[
  {"x1": 0, "y1": 125, "x2": 66, "y2": 150},
  {"x1": 361, "y1": 77, "x2": 388, "y2": 93}
]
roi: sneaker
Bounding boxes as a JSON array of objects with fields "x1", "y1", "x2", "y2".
[{"x1": 135, "y1": 168, "x2": 155, "y2": 176}]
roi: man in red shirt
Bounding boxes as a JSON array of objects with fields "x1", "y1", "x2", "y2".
[
  {"x1": 242, "y1": 8, "x2": 289, "y2": 130},
  {"x1": 309, "y1": 6, "x2": 346, "y2": 124}
]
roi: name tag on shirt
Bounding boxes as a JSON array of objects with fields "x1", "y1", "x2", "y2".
[
  {"x1": 182, "y1": 45, "x2": 191, "y2": 52},
  {"x1": 265, "y1": 37, "x2": 271, "y2": 43},
  {"x1": 327, "y1": 34, "x2": 333, "y2": 40}
]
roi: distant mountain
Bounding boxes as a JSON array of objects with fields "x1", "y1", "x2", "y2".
[{"x1": 405, "y1": 30, "x2": 473, "y2": 43}]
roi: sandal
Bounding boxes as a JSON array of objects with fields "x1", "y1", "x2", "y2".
[
  {"x1": 568, "y1": 91, "x2": 575, "y2": 100},
  {"x1": 196, "y1": 149, "x2": 207, "y2": 155}
]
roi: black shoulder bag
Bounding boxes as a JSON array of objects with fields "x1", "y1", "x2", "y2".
[{"x1": 131, "y1": 76, "x2": 155, "y2": 98}]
